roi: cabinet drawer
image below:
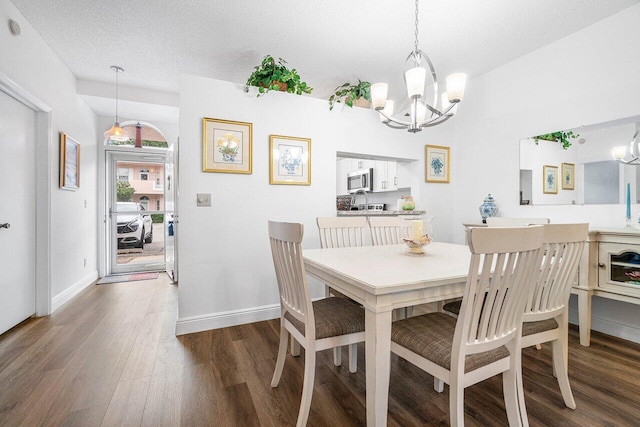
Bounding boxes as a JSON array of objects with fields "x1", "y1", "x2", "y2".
[{"x1": 598, "y1": 242, "x2": 640, "y2": 297}]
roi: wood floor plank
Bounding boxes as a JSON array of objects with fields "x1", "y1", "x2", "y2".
[
  {"x1": 1, "y1": 276, "x2": 639, "y2": 426},
  {"x1": 100, "y1": 376, "x2": 151, "y2": 427}
]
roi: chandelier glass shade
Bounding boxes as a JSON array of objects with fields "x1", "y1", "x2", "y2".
[
  {"x1": 104, "y1": 65, "x2": 130, "y2": 142},
  {"x1": 612, "y1": 130, "x2": 640, "y2": 165},
  {"x1": 371, "y1": 0, "x2": 467, "y2": 133}
]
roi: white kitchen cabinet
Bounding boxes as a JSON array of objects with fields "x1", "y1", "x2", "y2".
[
  {"x1": 373, "y1": 160, "x2": 398, "y2": 192},
  {"x1": 396, "y1": 161, "x2": 411, "y2": 189},
  {"x1": 351, "y1": 159, "x2": 375, "y2": 171},
  {"x1": 336, "y1": 158, "x2": 351, "y2": 195}
]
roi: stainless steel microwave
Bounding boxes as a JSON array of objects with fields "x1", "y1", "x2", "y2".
[{"x1": 347, "y1": 168, "x2": 373, "y2": 193}]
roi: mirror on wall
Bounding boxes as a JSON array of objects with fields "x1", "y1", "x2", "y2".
[{"x1": 519, "y1": 115, "x2": 640, "y2": 205}]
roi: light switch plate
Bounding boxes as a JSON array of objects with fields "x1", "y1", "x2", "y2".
[{"x1": 197, "y1": 193, "x2": 211, "y2": 207}]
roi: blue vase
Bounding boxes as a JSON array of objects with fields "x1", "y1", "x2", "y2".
[{"x1": 479, "y1": 194, "x2": 498, "y2": 224}]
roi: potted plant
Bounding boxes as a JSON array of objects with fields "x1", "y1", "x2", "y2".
[
  {"x1": 245, "y1": 55, "x2": 312, "y2": 96},
  {"x1": 533, "y1": 130, "x2": 579, "y2": 150},
  {"x1": 328, "y1": 79, "x2": 372, "y2": 110}
]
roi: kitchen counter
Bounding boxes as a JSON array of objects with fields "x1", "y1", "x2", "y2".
[{"x1": 337, "y1": 210, "x2": 426, "y2": 216}]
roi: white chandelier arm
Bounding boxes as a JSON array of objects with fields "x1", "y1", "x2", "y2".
[
  {"x1": 383, "y1": 121, "x2": 410, "y2": 130},
  {"x1": 617, "y1": 157, "x2": 640, "y2": 165},
  {"x1": 421, "y1": 114, "x2": 454, "y2": 128},
  {"x1": 376, "y1": 108, "x2": 414, "y2": 127}
]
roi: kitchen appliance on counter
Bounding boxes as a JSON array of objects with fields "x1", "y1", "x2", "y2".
[
  {"x1": 347, "y1": 168, "x2": 373, "y2": 194},
  {"x1": 356, "y1": 203, "x2": 386, "y2": 211}
]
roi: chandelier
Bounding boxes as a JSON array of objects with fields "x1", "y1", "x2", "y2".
[
  {"x1": 103, "y1": 65, "x2": 130, "y2": 142},
  {"x1": 612, "y1": 129, "x2": 640, "y2": 165},
  {"x1": 371, "y1": 0, "x2": 467, "y2": 133}
]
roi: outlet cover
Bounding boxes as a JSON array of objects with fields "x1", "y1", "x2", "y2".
[{"x1": 197, "y1": 193, "x2": 211, "y2": 207}]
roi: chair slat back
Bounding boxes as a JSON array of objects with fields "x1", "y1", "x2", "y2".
[
  {"x1": 317, "y1": 216, "x2": 369, "y2": 248},
  {"x1": 524, "y1": 223, "x2": 588, "y2": 322},
  {"x1": 486, "y1": 217, "x2": 550, "y2": 227},
  {"x1": 369, "y1": 216, "x2": 412, "y2": 245},
  {"x1": 268, "y1": 221, "x2": 314, "y2": 330},
  {"x1": 455, "y1": 226, "x2": 544, "y2": 357}
]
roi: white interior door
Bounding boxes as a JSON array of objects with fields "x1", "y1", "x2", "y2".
[{"x1": 0, "y1": 90, "x2": 36, "y2": 335}]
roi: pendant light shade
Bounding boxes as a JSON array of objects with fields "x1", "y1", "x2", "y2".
[{"x1": 104, "y1": 65, "x2": 130, "y2": 142}]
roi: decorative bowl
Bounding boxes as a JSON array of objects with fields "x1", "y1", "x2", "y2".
[{"x1": 402, "y1": 235, "x2": 432, "y2": 255}]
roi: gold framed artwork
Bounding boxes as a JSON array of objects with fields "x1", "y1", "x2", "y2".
[
  {"x1": 59, "y1": 132, "x2": 80, "y2": 190},
  {"x1": 202, "y1": 117, "x2": 252, "y2": 174},
  {"x1": 425, "y1": 145, "x2": 450, "y2": 183},
  {"x1": 269, "y1": 135, "x2": 311, "y2": 185},
  {"x1": 562, "y1": 162, "x2": 575, "y2": 190},
  {"x1": 543, "y1": 165, "x2": 558, "y2": 194}
]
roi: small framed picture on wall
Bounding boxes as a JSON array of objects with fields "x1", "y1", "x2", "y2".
[
  {"x1": 269, "y1": 134, "x2": 311, "y2": 185},
  {"x1": 562, "y1": 162, "x2": 575, "y2": 190},
  {"x1": 60, "y1": 132, "x2": 80, "y2": 190},
  {"x1": 425, "y1": 145, "x2": 450, "y2": 183},
  {"x1": 543, "y1": 165, "x2": 558, "y2": 194}
]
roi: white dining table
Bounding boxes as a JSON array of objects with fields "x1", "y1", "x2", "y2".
[{"x1": 303, "y1": 242, "x2": 472, "y2": 427}]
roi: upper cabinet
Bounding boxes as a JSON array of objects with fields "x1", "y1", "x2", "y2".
[
  {"x1": 373, "y1": 160, "x2": 398, "y2": 192},
  {"x1": 337, "y1": 157, "x2": 412, "y2": 194}
]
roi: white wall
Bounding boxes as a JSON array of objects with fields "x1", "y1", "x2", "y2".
[
  {"x1": 177, "y1": 76, "x2": 427, "y2": 334},
  {"x1": 0, "y1": 0, "x2": 99, "y2": 310},
  {"x1": 448, "y1": 4, "x2": 640, "y2": 341}
]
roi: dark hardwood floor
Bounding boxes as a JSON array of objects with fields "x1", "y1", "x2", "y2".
[{"x1": 1, "y1": 275, "x2": 639, "y2": 426}]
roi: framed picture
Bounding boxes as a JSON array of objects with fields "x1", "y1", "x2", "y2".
[
  {"x1": 425, "y1": 145, "x2": 450, "y2": 183},
  {"x1": 562, "y1": 162, "x2": 575, "y2": 190},
  {"x1": 202, "y1": 117, "x2": 252, "y2": 174},
  {"x1": 59, "y1": 132, "x2": 80, "y2": 190},
  {"x1": 269, "y1": 135, "x2": 311, "y2": 185},
  {"x1": 543, "y1": 165, "x2": 558, "y2": 194}
]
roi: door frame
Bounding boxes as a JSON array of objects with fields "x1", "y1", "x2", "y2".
[
  {"x1": 0, "y1": 71, "x2": 53, "y2": 316},
  {"x1": 99, "y1": 145, "x2": 176, "y2": 277}
]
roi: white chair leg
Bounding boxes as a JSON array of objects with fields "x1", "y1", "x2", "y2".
[
  {"x1": 449, "y1": 380, "x2": 465, "y2": 427},
  {"x1": 271, "y1": 324, "x2": 289, "y2": 387},
  {"x1": 333, "y1": 346, "x2": 342, "y2": 366},
  {"x1": 552, "y1": 338, "x2": 576, "y2": 409},
  {"x1": 434, "y1": 377, "x2": 444, "y2": 393},
  {"x1": 505, "y1": 354, "x2": 527, "y2": 427},
  {"x1": 296, "y1": 347, "x2": 316, "y2": 427},
  {"x1": 348, "y1": 343, "x2": 357, "y2": 373},
  {"x1": 290, "y1": 337, "x2": 301, "y2": 356},
  {"x1": 406, "y1": 306, "x2": 414, "y2": 318},
  {"x1": 535, "y1": 343, "x2": 542, "y2": 350}
]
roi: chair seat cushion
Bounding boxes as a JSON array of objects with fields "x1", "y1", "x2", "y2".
[
  {"x1": 284, "y1": 297, "x2": 365, "y2": 340},
  {"x1": 442, "y1": 300, "x2": 462, "y2": 316},
  {"x1": 522, "y1": 318, "x2": 558, "y2": 336},
  {"x1": 391, "y1": 312, "x2": 510, "y2": 373}
]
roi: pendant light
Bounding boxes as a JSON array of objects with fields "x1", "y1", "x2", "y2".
[
  {"x1": 104, "y1": 65, "x2": 129, "y2": 142},
  {"x1": 371, "y1": 0, "x2": 467, "y2": 132}
]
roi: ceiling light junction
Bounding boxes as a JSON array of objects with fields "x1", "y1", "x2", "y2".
[
  {"x1": 371, "y1": 0, "x2": 467, "y2": 133},
  {"x1": 104, "y1": 65, "x2": 129, "y2": 142}
]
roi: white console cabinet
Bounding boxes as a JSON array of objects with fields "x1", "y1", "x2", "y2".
[{"x1": 574, "y1": 228, "x2": 640, "y2": 346}]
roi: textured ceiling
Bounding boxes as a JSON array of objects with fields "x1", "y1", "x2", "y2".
[{"x1": 10, "y1": 0, "x2": 640, "y2": 121}]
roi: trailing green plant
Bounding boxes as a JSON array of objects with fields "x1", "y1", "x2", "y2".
[
  {"x1": 533, "y1": 130, "x2": 579, "y2": 150},
  {"x1": 245, "y1": 55, "x2": 312, "y2": 96},
  {"x1": 328, "y1": 79, "x2": 371, "y2": 111}
]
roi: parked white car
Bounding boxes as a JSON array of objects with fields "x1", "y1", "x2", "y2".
[{"x1": 116, "y1": 202, "x2": 153, "y2": 249}]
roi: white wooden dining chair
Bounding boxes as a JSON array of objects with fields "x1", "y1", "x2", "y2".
[
  {"x1": 391, "y1": 226, "x2": 545, "y2": 427},
  {"x1": 316, "y1": 216, "x2": 368, "y2": 368},
  {"x1": 268, "y1": 221, "x2": 365, "y2": 427},
  {"x1": 317, "y1": 216, "x2": 369, "y2": 249},
  {"x1": 516, "y1": 223, "x2": 588, "y2": 417},
  {"x1": 368, "y1": 216, "x2": 412, "y2": 245}
]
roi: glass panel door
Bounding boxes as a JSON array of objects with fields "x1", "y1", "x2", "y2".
[{"x1": 108, "y1": 152, "x2": 170, "y2": 274}]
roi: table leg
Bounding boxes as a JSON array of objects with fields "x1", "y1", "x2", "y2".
[
  {"x1": 365, "y1": 307, "x2": 393, "y2": 426},
  {"x1": 575, "y1": 289, "x2": 592, "y2": 347}
]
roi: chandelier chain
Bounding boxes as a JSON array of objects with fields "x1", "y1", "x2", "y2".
[{"x1": 414, "y1": 0, "x2": 419, "y2": 52}]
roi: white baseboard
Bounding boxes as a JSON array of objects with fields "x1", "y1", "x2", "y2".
[
  {"x1": 569, "y1": 309, "x2": 640, "y2": 344},
  {"x1": 51, "y1": 270, "x2": 99, "y2": 312},
  {"x1": 175, "y1": 303, "x2": 281, "y2": 336}
]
